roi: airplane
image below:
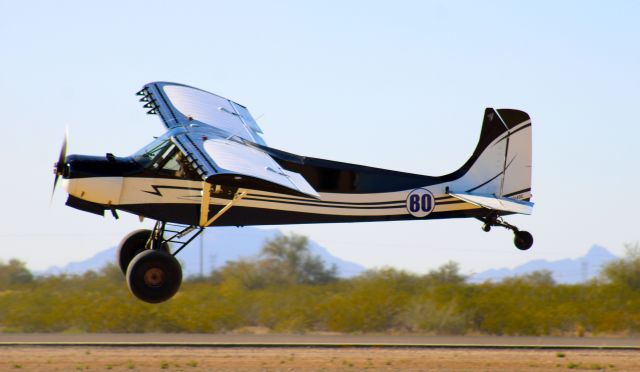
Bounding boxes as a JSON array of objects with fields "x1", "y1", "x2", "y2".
[{"x1": 52, "y1": 82, "x2": 534, "y2": 304}]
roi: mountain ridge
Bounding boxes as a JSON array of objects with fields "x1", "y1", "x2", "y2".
[
  {"x1": 39, "y1": 227, "x2": 365, "y2": 278},
  {"x1": 470, "y1": 245, "x2": 617, "y2": 284},
  {"x1": 39, "y1": 232, "x2": 618, "y2": 284}
]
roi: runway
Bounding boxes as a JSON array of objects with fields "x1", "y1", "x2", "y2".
[
  {"x1": 1, "y1": 335, "x2": 639, "y2": 371},
  {"x1": 1, "y1": 333, "x2": 639, "y2": 349}
]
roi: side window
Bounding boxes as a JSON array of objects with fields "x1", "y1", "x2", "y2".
[
  {"x1": 162, "y1": 155, "x2": 181, "y2": 172},
  {"x1": 157, "y1": 146, "x2": 199, "y2": 180},
  {"x1": 134, "y1": 138, "x2": 200, "y2": 180}
]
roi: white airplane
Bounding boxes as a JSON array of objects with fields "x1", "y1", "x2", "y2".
[{"x1": 53, "y1": 82, "x2": 534, "y2": 303}]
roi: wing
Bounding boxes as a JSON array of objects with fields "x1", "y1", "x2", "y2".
[
  {"x1": 137, "y1": 82, "x2": 319, "y2": 199},
  {"x1": 137, "y1": 81, "x2": 266, "y2": 145}
]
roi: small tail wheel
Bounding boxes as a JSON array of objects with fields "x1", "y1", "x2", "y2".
[
  {"x1": 126, "y1": 249, "x2": 182, "y2": 304},
  {"x1": 513, "y1": 230, "x2": 534, "y2": 251},
  {"x1": 117, "y1": 229, "x2": 170, "y2": 275}
]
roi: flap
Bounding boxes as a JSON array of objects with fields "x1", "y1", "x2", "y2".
[{"x1": 203, "y1": 138, "x2": 319, "y2": 199}]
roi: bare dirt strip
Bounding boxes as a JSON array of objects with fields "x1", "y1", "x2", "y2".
[{"x1": 0, "y1": 346, "x2": 639, "y2": 371}]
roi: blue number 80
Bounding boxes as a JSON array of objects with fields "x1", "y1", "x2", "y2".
[{"x1": 409, "y1": 193, "x2": 432, "y2": 213}]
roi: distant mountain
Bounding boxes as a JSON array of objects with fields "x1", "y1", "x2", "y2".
[
  {"x1": 470, "y1": 245, "x2": 618, "y2": 284},
  {"x1": 39, "y1": 227, "x2": 365, "y2": 278}
]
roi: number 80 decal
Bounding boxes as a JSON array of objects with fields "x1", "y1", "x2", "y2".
[{"x1": 406, "y1": 188, "x2": 435, "y2": 218}]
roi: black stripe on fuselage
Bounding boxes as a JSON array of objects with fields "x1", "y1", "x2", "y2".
[
  {"x1": 242, "y1": 197, "x2": 405, "y2": 210},
  {"x1": 117, "y1": 202, "x2": 496, "y2": 227},
  {"x1": 246, "y1": 193, "x2": 405, "y2": 206},
  {"x1": 246, "y1": 191, "x2": 465, "y2": 204}
]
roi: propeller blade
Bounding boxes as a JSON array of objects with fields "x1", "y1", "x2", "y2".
[{"x1": 51, "y1": 129, "x2": 68, "y2": 201}]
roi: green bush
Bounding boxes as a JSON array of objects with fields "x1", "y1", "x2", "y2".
[{"x1": 1, "y1": 239, "x2": 639, "y2": 336}]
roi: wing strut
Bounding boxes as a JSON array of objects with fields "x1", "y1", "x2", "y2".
[{"x1": 199, "y1": 182, "x2": 247, "y2": 227}]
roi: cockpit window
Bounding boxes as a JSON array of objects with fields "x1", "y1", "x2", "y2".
[
  {"x1": 133, "y1": 138, "x2": 199, "y2": 180},
  {"x1": 133, "y1": 138, "x2": 171, "y2": 168}
]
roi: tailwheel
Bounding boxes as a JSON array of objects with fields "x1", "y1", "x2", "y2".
[
  {"x1": 126, "y1": 249, "x2": 182, "y2": 304},
  {"x1": 117, "y1": 229, "x2": 169, "y2": 275},
  {"x1": 478, "y1": 214, "x2": 534, "y2": 251},
  {"x1": 513, "y1": 230, "x2": 534, "y2": 251}
]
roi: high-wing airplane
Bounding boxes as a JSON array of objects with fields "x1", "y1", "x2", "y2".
[{"x1": 52, "y1": 82, "x2": 534, "y2": 303}]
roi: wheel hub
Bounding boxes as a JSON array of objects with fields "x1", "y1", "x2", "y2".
[{"x1": 144, "y1": 267, "x2": 165, "y2": 287}]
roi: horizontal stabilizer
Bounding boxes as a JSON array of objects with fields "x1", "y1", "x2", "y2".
[{"x1": 448, "y1": 192, "x2": 533, "y2": 215}]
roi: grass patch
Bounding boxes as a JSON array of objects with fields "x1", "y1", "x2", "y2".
[
  {"x1": 556, "y1": 352, "x2": 566, "y2": 358},
  {"x1": 566, "y1": 361, "x2": 607, "y2": 370}
]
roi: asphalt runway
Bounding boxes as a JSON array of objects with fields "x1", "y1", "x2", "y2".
[{"x1": 1, "y1": 333, "x2": 639, "y2": 349}]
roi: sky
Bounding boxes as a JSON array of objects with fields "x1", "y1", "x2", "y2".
[{"x1": 1, "y1": 1, "x2": 639, "y2": 275}]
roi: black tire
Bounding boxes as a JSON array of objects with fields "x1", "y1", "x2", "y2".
[
  {"x1": 514, "y1": 230, "x2": 534, "y2": 251},
  {"x1": 126, "y1": 249, "x2": 182, "y2": 304},
  {"x1": 117, "y1": 229, "x2": 169, "y2": 275}
]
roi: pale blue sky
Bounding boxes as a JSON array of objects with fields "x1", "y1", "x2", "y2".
[{"x1": 1, "y1": 1, "x2": 639, "y2": 273}]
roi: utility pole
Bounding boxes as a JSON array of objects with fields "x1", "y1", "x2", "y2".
[
  {"x1": 199, "y1": 230, "x2": 204, "y2": 278},
  {"x1": 581, "y1": 260, "x2": 589, "y2": 282}
]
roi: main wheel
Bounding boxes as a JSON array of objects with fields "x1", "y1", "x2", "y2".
[
  {"x1": 126, "y1": 249, "x2": 182, "y2": 304},
  {"x1": 514, "y1": 230, "x2": 534, "y2": 251},
  {"x1": 117, "y1": 229, "x2": 169, "y2": 275}
]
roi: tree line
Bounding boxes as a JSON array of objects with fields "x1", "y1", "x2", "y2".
[{"x1": 0, "y1": 235, "x2": 639, "y2": 335}]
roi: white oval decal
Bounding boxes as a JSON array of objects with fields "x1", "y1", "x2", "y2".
[{"x1": 406, "y1": 188, "x2": 435, "y2": 218}]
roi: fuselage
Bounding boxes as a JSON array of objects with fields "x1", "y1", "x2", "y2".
[
  {"x1": 61, "y1": 148, "x2": 488, "y2": 226},
  {"x1": 60, "y1": 107, "x2": 533, "y2": 227}
]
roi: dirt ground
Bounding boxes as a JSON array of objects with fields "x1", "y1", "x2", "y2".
[{"x1": 0, "y1": 346, "x2": 638, "y2": 371}]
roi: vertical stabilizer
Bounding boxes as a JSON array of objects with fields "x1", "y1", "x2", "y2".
[{"x1": 449, "y1": 108, "x2": 532, "y2": 202}]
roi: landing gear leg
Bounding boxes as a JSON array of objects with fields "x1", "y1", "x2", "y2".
[
  {"x1": 122, "y1": 189, "x2": 246, "y2": 303},
  {"x1": 478, "y1": 214, "x2": 534, "y2": 251},
  {"x1": 117, "y1": 229, "x2": 170, "y2": 275}
]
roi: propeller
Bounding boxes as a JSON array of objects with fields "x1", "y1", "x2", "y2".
[{"x1": 51, "y1": 129, "x2": 68, "y2": 201}]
